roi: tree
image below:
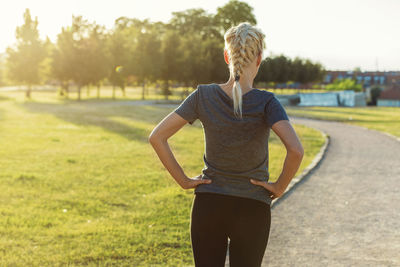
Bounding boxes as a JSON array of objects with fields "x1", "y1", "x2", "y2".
[
  {"x1": 169, "y1": 8, "x2": 222, "y2": 40},
  {"x1": 160, "y1": 29, "x2": 183, "y2": 100},
  {"x1": 86, "y1": 24, "x2": 108, "y2": 98},
  {"x1": 107, "y1": 17, "x2": 142, "y2": 99},
  {"x1": 204, "y1": 37, "x2": 229, "y2": 84},
  {"x1": 51, "y1": 26, "x2": 74, "y2": 98},
  {"x1": 130, "y1": 19, "x2": 163, "y2": 100},
  {"x1": 53, "y1": 16, "x2": 105, "y2": 100},
  {"x1": 255, "y1": 54, "x2": 326, "y2": 88},
  {"x1": 369, "y1": 85, "x2": 382, "y2": 105},
  {"x1": 41, "y1": 37, "x2": 55, "y2": 86},
  {"x1": 6, "y1": 8, "x2": 46, "y2": 98},
  {"x1": 168, "y1": 8, "x2": 226, "y2": 97},
  {"x1": 214, "y1": 0, "x2": 257, "y2": 33},
  {"x1": 0, "y1": 54, "x2": 6, "y2": 87},
  {"x1": 326, "y1": 78, "x2": 362, "y2": 92},
  {"x1": 178, "y1": 33, "x2": 208, "y2": 91}
]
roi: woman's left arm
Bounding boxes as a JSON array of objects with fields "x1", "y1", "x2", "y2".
[{"x1": 148, "y1": 112, "x2": 212, "y2": 189}]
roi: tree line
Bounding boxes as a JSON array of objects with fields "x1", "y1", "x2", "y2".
[{"x1": 2, "y1": 0, "x2": 326, "y2": 99}]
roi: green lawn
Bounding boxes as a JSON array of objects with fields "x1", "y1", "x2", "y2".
[
  {"x1": 0, "y1": 90, "x2": 325, "y2": 266},
  {"x1": 286, "y1": 106, "x2": 400, "y2": 138},
  {"x1": 267, "y1": 88, "x2": 327, "y2": 94}
]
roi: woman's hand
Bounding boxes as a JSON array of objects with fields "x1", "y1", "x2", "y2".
[
  {"x1": 180, "y1": 174, "x2": 212, "y2": 190},
  {"x1": 250, "y1": 179, "x2": 285, "y2": 200}
]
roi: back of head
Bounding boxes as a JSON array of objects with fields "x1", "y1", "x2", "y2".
[{"x1": 224, "y1": 22, "x2": 266, "y2": 119}]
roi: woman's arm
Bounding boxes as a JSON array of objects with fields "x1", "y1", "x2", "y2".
[
  {"x1": 272, "y1": 120, "x2": 304, "y2": 196},
  {"x1": 251, "y1": 120, "x2": 304, "y2": 199},
  {"x1": 148, "y1": 112, "x2": 212, "y2": 189}
]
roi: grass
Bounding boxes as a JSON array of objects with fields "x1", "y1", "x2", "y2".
[
  {"x1": 0, "y1": 89, "x2": 325, "y2": 266},
  {"x1": 0, "y1": 85, "x2": 329, "y2": 101},
  {"x1": 267, "y1": 88, "x2": 328, "y2": 94},
  {"x1": 285, "y1": 106, "x2": 400, "y2": 138}
]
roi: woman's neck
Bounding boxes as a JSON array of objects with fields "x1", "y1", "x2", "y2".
[{"x1": 222, "y1": 76, "x2": 254, "y2": 92}]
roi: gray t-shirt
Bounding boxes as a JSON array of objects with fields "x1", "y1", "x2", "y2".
[{"x1": 173, "y1": 83, "x2": 289, "y2": 206}]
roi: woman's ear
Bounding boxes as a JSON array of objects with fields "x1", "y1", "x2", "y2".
[
  {"x1": 256, "y1": 52, "x2": 262, "y2": 67},
  {"x1": 224, "y1": 49, "x2": 230, "y2": 65}
]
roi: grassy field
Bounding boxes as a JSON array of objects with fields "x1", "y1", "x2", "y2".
[
  {"x1": 286, "y1": 106, "x2": 400, "y2": 138},
  {"x1": 267, "y1": 88, "x2": 327, "y2": 94},
  {"x1": 0, "y1": 90, "x2": 326, "y2": 266}
]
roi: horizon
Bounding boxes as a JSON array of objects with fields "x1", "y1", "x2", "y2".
[{"x1": 1, "y1": 0, "x2": 399, "y2": 72}]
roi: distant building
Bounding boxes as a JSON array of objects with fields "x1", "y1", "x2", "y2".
[
  {"x1": 377, "y1": 84, "x2": 400, "y2": 107},
  {"x1": 272, "y1": 70, "x2": 400, "y2": 91},
  {"x1": 323, "y1": 70, "x2": 400, "y2": 90},
  {"x1": 276, "y1": 90, "x2": 367, "y2": 107}
]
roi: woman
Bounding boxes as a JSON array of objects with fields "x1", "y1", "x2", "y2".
[{"x1": 149, "y1": 22, "x2": 304, "y2": 267}]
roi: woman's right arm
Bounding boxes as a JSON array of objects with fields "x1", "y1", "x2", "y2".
[{"x1": 251, "y1": 120, "x2": 304, "y2": 199}]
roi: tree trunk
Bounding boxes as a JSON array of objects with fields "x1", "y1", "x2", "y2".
[
  {"x1": 97, "y1": 84, "x2": 100, "y2": 99},
  {"x1": 26, "y1": 84, "x2": 32, "y2": 99},
  {"x1": 86, "y1": 85, "x2": 90, "y2": 97},
  {"x1": 142, "y1": 81, "x2": 145, "y2": 100},
  {"x1": 65, "y1": 84, "x2": 69, "y2": 99},
  {"x1": 112, "y1": 86, "x2": 116, "y2": 100},
  {"x1": 121, "y1": 86, "x2": 126, "y2": 97},
  {"x1": 58, "y1": 87, "x2": 63, "y2": 96},
  {"x1": 78, "y1": 85, "x2": 81, "y2": 100},
  {"x1": 163, "y1": 80, "x2": 169, "y2": 100}
]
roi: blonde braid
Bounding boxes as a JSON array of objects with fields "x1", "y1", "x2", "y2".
[{"x1": 224, "y1": 22, "x2": 266, "y2": 119}]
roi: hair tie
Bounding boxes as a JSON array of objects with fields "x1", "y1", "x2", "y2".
[{"x1": 235, "y1": 74, "x2": 240, "y2": 81}]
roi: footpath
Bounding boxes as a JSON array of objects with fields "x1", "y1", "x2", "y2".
[{"x1": 259, "y1": 117, "x2": 400, "y2": 266}]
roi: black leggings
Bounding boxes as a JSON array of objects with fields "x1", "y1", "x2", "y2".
[{"x1": 190, "y1": 192, "x2": 271, "y2": 267}]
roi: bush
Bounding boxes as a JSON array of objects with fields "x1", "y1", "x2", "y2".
[
  {"x1": 326, "y1": 78, "x2": 362, "y2": 92},
  {"x1": 370, "y1": 85, "x2": 382, "y2": 105}
]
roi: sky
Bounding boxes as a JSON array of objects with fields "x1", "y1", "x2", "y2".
[{"x1": 1, "y1": 0, "x2": 399, "y2": 71}]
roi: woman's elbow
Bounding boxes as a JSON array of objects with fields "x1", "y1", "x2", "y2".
[
  {"x1": 288, "y1": 144, "x2": 304, "y2": 159},
  {"x1": 148, "y1": 133, "x2": 159, "y2": 144}
]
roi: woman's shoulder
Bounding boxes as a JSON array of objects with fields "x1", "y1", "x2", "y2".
[
  {"x1": 194, "y1": 83, "x2": 212, "y2": 93},
  {"x1": 198, "y1": 83, "x2": 216, "y2": 90},
  {"x1": 251, "y1": 88, "x2": 277, "y2": 102},
  {"x1": 254, "y1": 88, "x2": 274, "y2": 96}
]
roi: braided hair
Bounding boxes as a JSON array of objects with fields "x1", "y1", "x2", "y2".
[{"x1": 224, "y1": 22, "x2": 266, "y2": 119}]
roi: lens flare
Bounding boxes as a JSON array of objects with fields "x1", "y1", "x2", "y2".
[{"x1": 115, "y1": 66, "x2": 123, "y2": 73}]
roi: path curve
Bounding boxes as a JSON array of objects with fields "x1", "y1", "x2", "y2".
[{"x1": 258, "y1": 116, "x2": 400, "y2": 266}]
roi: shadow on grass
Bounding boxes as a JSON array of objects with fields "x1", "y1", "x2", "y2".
[
  {"x1": 0, "y1": 95, "x2": 11, "y2": 101},
  {"x1": 58, "y1": 97, "x2": 138, "y2": 104},
  {"x1": 18, "y1": 100, "x2": 177, "y2": 142}
]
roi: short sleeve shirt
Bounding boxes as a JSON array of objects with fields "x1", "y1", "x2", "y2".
[{"x1": 173, "y1": 83, "x2": 290, "y2": 206}]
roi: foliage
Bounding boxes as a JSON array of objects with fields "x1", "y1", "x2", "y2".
[
  {"x1": 0, "y1": 54, "x2": 6, "y2": 86},
  {"x1": 6, "y1": 8, "x2": 47, "y2": 98},
  {"x1": 369, "y1": 85, "x2": 382, "y2": 105},
  {"x1": 255, "y1": 54, "x2": 325, "y2": 86},
  {"x1": 214, "y1": 0, "x2": 257, "y2": 32},
  {"x1": 325, "y1": 78, "x2": 362, "y2": 92},
  {"x1": 5, "y1": 1, "x2": 328, "y2": 100},
  {"x1": 51, "y1": 16, "x2": 109, "y2": 100}
]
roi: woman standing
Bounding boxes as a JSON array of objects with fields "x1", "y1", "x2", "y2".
[{"x1": 149, "y1": 22, "x2": 304, "y2": 267}]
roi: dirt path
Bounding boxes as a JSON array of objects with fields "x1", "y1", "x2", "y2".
[{"x1": 258, "y1": 117, "x2": 400, "y2": 266}]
